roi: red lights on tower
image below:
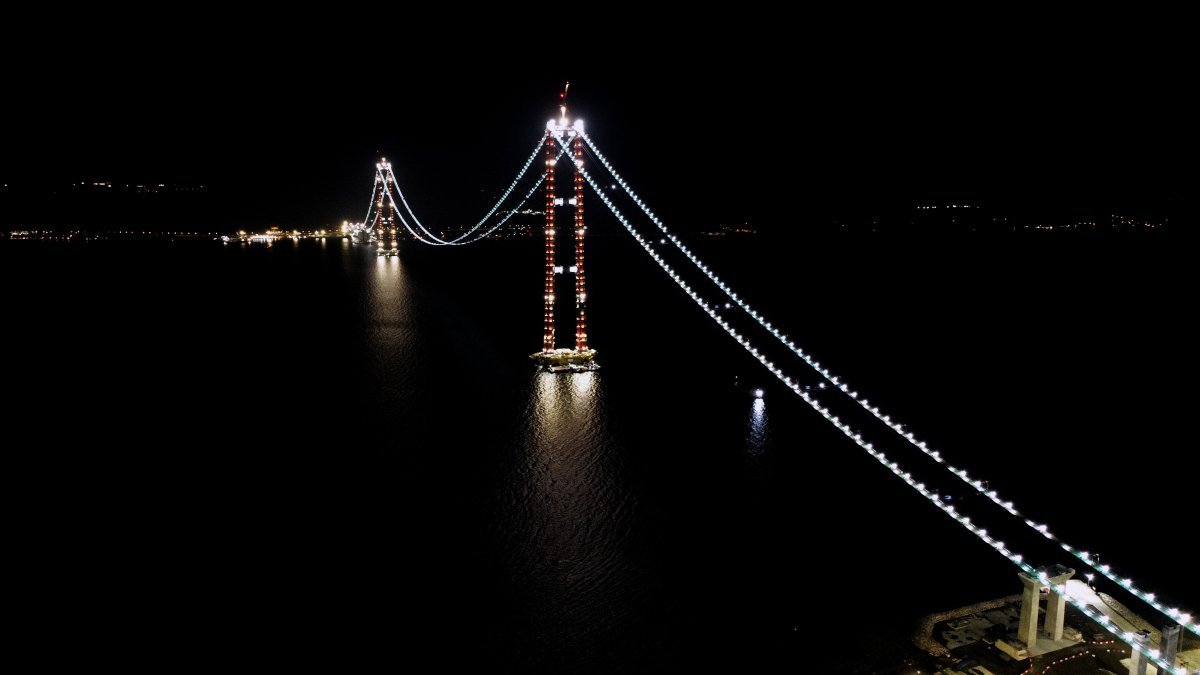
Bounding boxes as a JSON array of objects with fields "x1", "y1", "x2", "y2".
[
  {"x1": 372, "y1": 160, "x2": 399, "y2": 250},
  {"x1": 543, "y1": 138, "x2": 558, "y2": 353},
  {"x1": 573, "y1": 136, "x2": 587, "y2": 352},
  {"x1": 533, "y1": 85, "x2": 595, "y2": 369}
]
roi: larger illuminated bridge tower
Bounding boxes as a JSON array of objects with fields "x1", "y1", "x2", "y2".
[
  {"x1": 372, "y1": 159, "x2": 400, "y2": 255},
  {"x1": 530, "y1": 86, "x2": 597, "y2": 371}
]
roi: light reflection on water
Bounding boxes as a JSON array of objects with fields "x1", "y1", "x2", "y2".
[
  {"x1": 747, "y1": 397, "x2": 768, "y2": 456},
  {"x1": 519, "y1": 369, "x2": 622, "y2": 584},
  {"x1": 363, "y1": 253, "x2": 416, "y2": 400},
  {"x1": 488, "y1": 368, "x2": 658, "y2": 668}
]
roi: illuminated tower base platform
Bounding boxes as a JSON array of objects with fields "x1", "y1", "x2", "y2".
[{"x1": 529, "y1": 347, "x2": 599, "y2": 372}]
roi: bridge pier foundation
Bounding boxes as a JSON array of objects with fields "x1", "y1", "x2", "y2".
[{"x1": 1017, "y1": 564, "x2": 1075, "y2": 650}]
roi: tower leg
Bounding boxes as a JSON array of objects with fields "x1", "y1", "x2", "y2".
[
  {"x1": 543, "y1": 137, "x2": 557, "y2": 353},
  {"x1": 573, "y1": 135, "x2": 587, "y2": 352},
  {"x1": 1128, "y1": 631, "x2": 1149, "y2": 675},
  {"x1": 1017, "y1": 573, "x2": 1041, "y2": 649},
  {"x1": 1161, "y1": 623, "x2": 1181, "y2": 671},
  {"x1": 1045, "y1": 587, "x2": 1067, "y2": 641}
]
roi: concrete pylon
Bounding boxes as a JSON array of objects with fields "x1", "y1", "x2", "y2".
[
  {"x1": 1161, "y1": 622, "x2": 1181, "y2": 670},
  {"x1": 1043, "y1": 567, "x2": 1075, "y2": 640},
  {"x1": 1017, "y1": 565, "x2": 1075, "y2": 650},
  {"x1": 1017, "y1": 572, "x2": 1041, "y2": 648},
  {"x1": 1128, "y1": 630, "x2": 1150, "y2": 675}
]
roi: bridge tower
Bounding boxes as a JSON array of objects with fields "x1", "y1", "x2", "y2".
[
  {"x1": 531, "y1": 84, "x2": 596, "y2": 370},
  {"x1": 372, "y1": 159, "x2": 400, "y2": 255}
]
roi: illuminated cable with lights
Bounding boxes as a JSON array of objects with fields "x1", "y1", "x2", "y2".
[
  {"x1": 383, "y1": 172, "x2": 547, "y2": 245},
  {"x1": 361, "y1": 171, "x2": 379, "y2": 231},
  {"x1": 579, "y1": 131, "x2": 1197, "y2": 638},
  {"x1": 384, "y1": 197, "x2": 441, "y2": 245},
  {"x1": 380, "y1": 131, "x2": 550, "y2": 246},
  {"x1": 366, "y1": 138, "x2": 565, "y2": 246},
  {"x1": 580, "y1": 163, "x2": 1185, "y2": 671},
  {"x1": 377, "y1": 160, "x2": 441, "y2": 242},
  {"x1": 354, "y1": 128, "x2": 1197, "y2": 646},
  {"x1": 365, "y1": 162, "x2": 437, "y2": 246}
]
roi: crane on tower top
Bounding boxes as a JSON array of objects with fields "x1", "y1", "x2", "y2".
[{"x1": 559, "y1": 81, "x2": 570, "y2": 124}]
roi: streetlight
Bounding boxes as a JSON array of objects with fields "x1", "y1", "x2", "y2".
[{"x1": 1085, "y1": 573, "x2": 1095, "y2": 590}]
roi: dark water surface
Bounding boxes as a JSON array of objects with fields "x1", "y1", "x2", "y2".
[{"x1": 3, "y1": 230, "x2": 1191, "y2": 672}]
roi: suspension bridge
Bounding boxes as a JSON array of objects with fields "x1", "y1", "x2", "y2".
[{"x1": 345, "y1": 86, "x2": 1196, "y2": 674}]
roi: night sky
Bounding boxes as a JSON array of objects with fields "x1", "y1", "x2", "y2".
[{"x1": 2, "y1": 23, "x2": 1191, "y2": 232}]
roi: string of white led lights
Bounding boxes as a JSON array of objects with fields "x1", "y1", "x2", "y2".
[
  {"x1": 385, "y1": 200, "x2": 441, "y2": 245},
  {"x1": 361, "y1": 123, "x2": 1199, "y2": 655},
  {"x1": 384, "y1": 172, "x2": 547, "y2": 244},
  {"x1": 361, "y1": 174, "x2": 379, "y2": 231},
  {"x1": 579, "y1": 132, "x2": 1197, "y2": 638},
  {"x1": 580, "y1": 163, "x2": 1190, "y2": 673},
  {"x1": 361, "y1": 126, "x2": 1197, "y2": 643},
  {"x1": 382, "y1": 131, "x2": 550, "y2": 245}
]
